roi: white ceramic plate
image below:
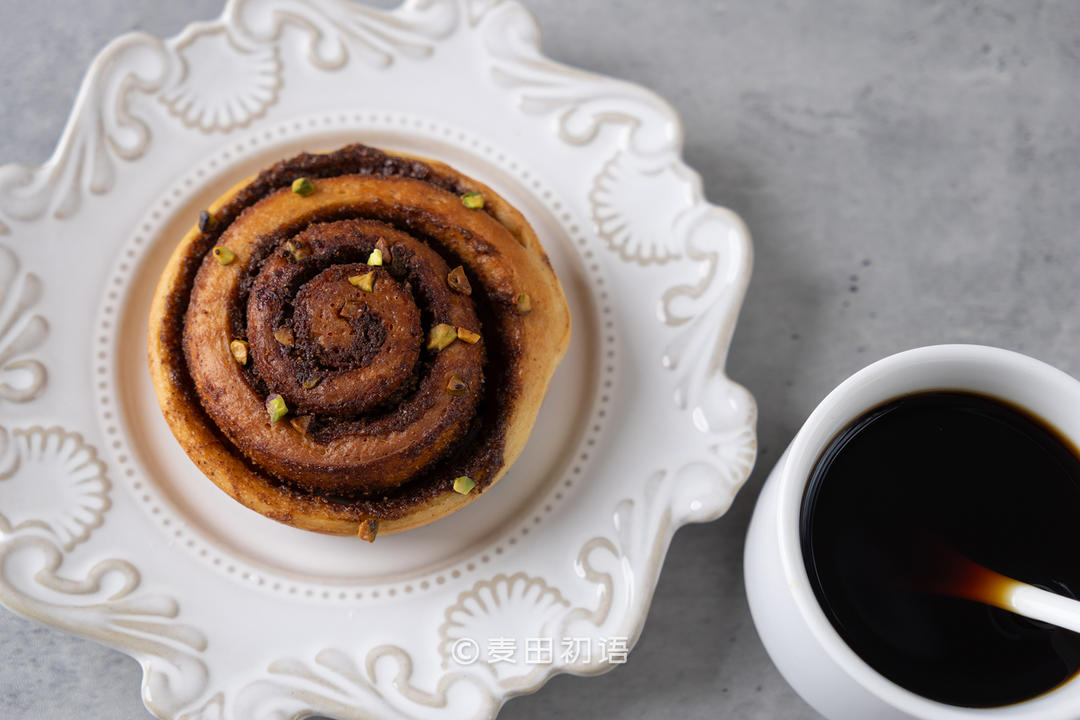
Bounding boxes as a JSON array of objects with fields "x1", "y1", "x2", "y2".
[{"x1": 0, "y1": 1, "x2": 756, "y2": 718}]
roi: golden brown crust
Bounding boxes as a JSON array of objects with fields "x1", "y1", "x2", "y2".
[{"x1": 148, "y1": 145, "x2": 570, "y2": 537}]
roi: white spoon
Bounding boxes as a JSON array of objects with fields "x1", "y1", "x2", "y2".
[{"x1": 916, "y1": 540, "x2": 1080, "y2": 635}]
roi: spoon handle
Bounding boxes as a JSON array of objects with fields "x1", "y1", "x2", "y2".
[{"x1": 1008, "y1": 583, "x2": 1080, "y2": 636}]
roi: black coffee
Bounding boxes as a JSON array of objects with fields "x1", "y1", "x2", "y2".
[{"x1": 801, "y1": 391, "x2": 1080, "y2": 707}]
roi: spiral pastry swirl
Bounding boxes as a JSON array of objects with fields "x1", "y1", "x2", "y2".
[{"x1": 149, "y1": 145, "x2": 570, "y2": 539}]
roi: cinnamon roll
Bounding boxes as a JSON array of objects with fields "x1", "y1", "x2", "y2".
[{"x1": 148, "y1": 145, "x2": 570, "y2": 540}]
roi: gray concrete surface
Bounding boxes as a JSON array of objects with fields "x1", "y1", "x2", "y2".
[{"x1": 3, "y1": 1, "x2": 1080, "y2": 718}]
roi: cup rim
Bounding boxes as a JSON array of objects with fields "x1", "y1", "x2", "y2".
[{"x1": 775, "y1": 344, "x2": 1080, "y2": 719}]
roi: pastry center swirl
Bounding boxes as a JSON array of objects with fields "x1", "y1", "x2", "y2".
[
  {"x1": 293, "y1": 267, "x2": 395, "y2": 370},
  {"x1": 249, "y1": 254, "x2": 424, "y2": 416}
]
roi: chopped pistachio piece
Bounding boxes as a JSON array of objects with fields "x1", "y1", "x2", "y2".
[
  {"x1": 447, "y1": 265, "x2": 472, "y2": 295},
  {"x1": 273, "y1": 327, "x2": 294, "y2": 346},
  {"x1": 349, "y1": 271, "x2": 375, "y2": 292},
  {"x1": 266, "y1": 394, "x2": 288, "y2": 423},
  {"x1": 283, "y1": 240, "x2": 310, "y2": 261},
  {"x1": 198, "y1": 210, "x2": 214, "y2": 233},
  {"x1": 427, "y1": 323, "x2": 458, "y2": 351},
  {"x1": 289, "y1": 415, "x2": 312, "y2": 434},
  {"x1": 291, "y1": 177, "x2": 315, "y2": 196},
  {"x1": 229, "y1": 339, "x2": 249, "y2": 365},
  {"x1": 357, "y1": 518, "x2": 379, "y2": 542},
  {"x1": 453, "y1": 475, "x2": 476, "y2": 494},
  {"x1": 375, "y1": 238, "x2": 390, "y2": 261},
  {"x1": 447, "y1": 375, "x2": 468, "y2": 396},
  {"x1": 516, "y1": 292, "x2": 532, "y2": 315},
  {"x1": 300, "y1": 375, "x2": 322, "y2": 390},
  {"x1": 456, "y1": 327, "x2": 481, "y2": 344},
  {"x1": 461, "y1": 191, "x2": 484, "y2": 209},
  {"x1": 212, "y1": 246, "x2": 236, "y2": 265},
  {"x1": 339, "y1": 299, "x2": 364, "y2": 319},
  {"x1": 366, "y1": 248, "x2": 384, "y2": 266}
]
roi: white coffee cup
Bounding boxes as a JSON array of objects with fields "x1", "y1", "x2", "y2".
[{"x1": 744, "y1": 344, "x2": 1080, "y2": 720}]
